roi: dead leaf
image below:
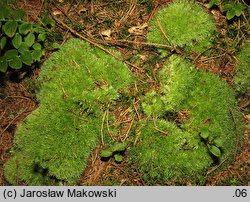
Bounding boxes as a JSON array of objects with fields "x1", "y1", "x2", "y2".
[
  {"x1": 100, "y1": 29, "x2": 112, "y2": 40},
  {"x1": 52, "y1": 10, "x2": 63, "y2": 16},
  {"x1": 128, "y1": 23, "x2": 148, "y2": 36}
]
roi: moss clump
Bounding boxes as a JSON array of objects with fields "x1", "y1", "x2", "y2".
[
  {"x1": 4, "y1": 39, "x2": 132, "y2": 185},
  {"x1": 234, "y1": 43, "x2": 250, "y2": 94},
  {"x1": 129, "y1": 55, "x2": 243, "y2": 184},
  {"x1": 148, "y1": 0, "x2": 216, "y2": 52}
]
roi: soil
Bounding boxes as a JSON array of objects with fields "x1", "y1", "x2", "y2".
[{"x1": 0, "y1": 0, "x2": 249, "y2": 186}]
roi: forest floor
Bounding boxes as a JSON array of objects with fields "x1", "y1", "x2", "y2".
[{"x1": 0, "y1": 0, "x2": 249, "y2": 186}]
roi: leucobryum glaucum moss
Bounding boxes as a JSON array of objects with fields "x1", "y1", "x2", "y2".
[
  {"x1": 4, "y1": 0, "x2": 245, "y2": 186},
  {"x1": 4, "y1": 39, "x2": 132, "y2": 185},
  {"x1": 128, "y1": 55, "x2": 243, "y2": 184},
  {"x1": 147, "y1": 0, "x2": 216, "y2": 53},
  {"x1": 234, "y1": 42, "x2": 250, "y2": 94}
]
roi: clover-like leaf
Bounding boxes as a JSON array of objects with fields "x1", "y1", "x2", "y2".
[
  {"x1": 223, "y1": 3, "x2": 233, "y2": 12},
  {"x1": 214, "y1": 138, "x2": 223, "y2": 148},
  {"x1": 24, "y1": 33, "x2": 35, "y2": 47},
  {"x1": 0, "y1": 57, "x2": 8, "y2": 72},
  {"x1": 19, "y1": 23, "x2": 32, "y2": 35},
  {"x1": 18, "y1": 43, "x2": 30, "y2": 54},
  {"x1": 0, "y1": 37, "x2": 7, "y2": 50},
  {"x1": 208, "y1": 0, "x2": 220, "y2": 8},
  {"x1": 4, "y1": 49, "x2": 18, "y2": 59},
  {"x1": 2, "y1": 21, "x2": 18, "y2": 37},
  {"x1": 8, "y1": 56, "x2": 22, "y2": 69},
  {"x1": 209, "y1": 145, "x2": 221, "y2": 157},
  {"x1": 32, "y1": 50, "x2": 43, "y2": 61},
  {"x1": 12, "y1": 33, "x2": 22, "y2": 49},
  {"x1": 33, "y1": 42, "x2": 42, "y2": 50},
  {"x1": 111, "y1": 142, "x2": 127, "y2": 153},
  {"x1": 114, "y1": 154, "x2": 123, "y2": 163},
  {"x1": 226, "y1": 10, "x2": 236, "y2": 20},
  {"x1": 200, "y1": 128, "x2": 210, "y2": 139},
  {"x1": 38, "y1": 32, "x2": 46, "y2": 41},
  {"x1": 20, "y1": 51, "x2": 33, "y2": 66},
  {"x1": 234, "y1": 3, "x2": 243, "y2": 17},
  {"x1": 100, "y1": 149, "x2": 113, "y2": 158}
]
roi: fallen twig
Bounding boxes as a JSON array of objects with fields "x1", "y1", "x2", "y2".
[
  {"x1": 229, "y1": 107, "x2": 241, "y2": 160},
  {"x1": 0, "y1": 108, "x2": 28, "y2": 137},
  {"x1": 51, "y1": 16, "x2": 145, "y2": 72},
  {"x1": 206, "y1": 156, "x2": 229, "y2": 175}
]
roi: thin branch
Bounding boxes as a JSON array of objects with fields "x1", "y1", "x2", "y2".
[
  {"x1": 0, "y1": 108, "x2": 28, "y2": 136},
  {"x1": 156, "y1": 18, "x2": 171, "y2": 45},
  {"x1": 52, "y1": 16, "x2": 145, "y2": 72},
  {"x1": 206, "y1": 156, "x2": 229, "y2": 175},
  {"x1": 101, "y1": 110, "x2": 107, "y2": 146},
  {"x1": 153, "y1": 126, "x2": 168, "y2": 136},
  {"x1": 122, "y1": 116, "x2": 135, "y2": 142},
  {"x1": 229, "y1": 107, "x2": 241, "y2": 160}
]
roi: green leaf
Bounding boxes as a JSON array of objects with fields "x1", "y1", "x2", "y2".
[
  {"x1": 38, "y1": 32, "x2": 46, "y2": 41},
  {"x1": 4, "y1": 49, "x2": 18, "y2": 59},
  {"x1": 32, "y1": 50, "x2": 43, "y2": 61},
  {"x1": 18, "y1": 43, "x2": 29, "y2": 54},
  {"x1": 12, "y1": 33, "x2": 22, "y2": 49},
  {"x1": 209, "y1": 145, "x2": 221, "y2": 157},
  {"x1": 226, "y1": 10, "x2": 236, "y2": 20},
  {"x1": 0, "y1": 6, "x2": 10, "y2": 20},
  {"x1": 13, "y1": 9, "x2": 25, "y2": 20},
  {"x1": 114, "y1": 154, "x2": 123, "y2": 163},
  {"x1": 235, "y1": 3, "x2": 243, "y2": 17},
  {"x1": 111, "y1": 142, "x2": 127, "y2": 153},
  {"x1": 223, "y1": 3, "x2": 233, "y2": 12},
  {"x1": 18, "y1": 23, "x2": 32, "y2": 35},
  {"x1": 0, "y1": 37, "x2": 7, "y2": 50},
  {"x1": 8, "y1": 56, "x2": 22, "y2": 69},
  {"x1": 200, "y1": 131, "x2": 209, "y2": 139},
  {"x1": 208, "y1": 0, "x2": 220, "y2": 8},
  {"x1": 2, "y1": 21, "x2": 18, "y2": 37},
  {"x1": 20, "y1": 51, "x2": 33, "y2": 66},
  {"x1": 52, "y1": 42, "x2": 61, "y2": 49},
  {"x1": 32, "y1": 42, "x2": 42, "y2": 50},
  {"x1": 200, "y1": 128, "x2": 209, "y2": 139},
  {"x1": 214, "y1": 138, "x2": 223, "y2": 148},
  {"x1": 24, "y1": 33, "x2": 35, "y2": 47},
  {"x1": 0, "y1": 21, "x2": 2, "y2": 28},
  {"x1": 33, "y1": 26, "x2": 44, "y2": 33},
  {"x1": 0, "y1": 57, "x2": 8, "y2": 72},
  {"x1": 100, "y1": 150, "x2": 113, "y2": 158}
]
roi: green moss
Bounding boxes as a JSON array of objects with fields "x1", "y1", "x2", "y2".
[
  {"x1": 129, "y1": 55, "x2": 243, "y2": 184},
  {"x1": 4, "y1": 39, "x2": 132, "y2": 185},
  {"x1": 234, "y1": 43, "x2": 250, "y2": 94},
  {"x1": 147, "y1": 0, "x2": 216, "y2": 53}
]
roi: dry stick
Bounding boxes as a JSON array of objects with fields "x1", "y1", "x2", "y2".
[
  {"x1": 106, "y1": 103, "x2": 115, "y2": 141},
  {"x1": 153, "y1": 126, "x2": 168, "y2": 136},
  {"x1": 52, "y1": 16, "x2": 145, "y2": 72},
  {"x1": 100, "y1": 110, "x2": 107, "y2": 146},
  {"x1": 206, "y1": 156, "x2": 229, "y2": 175},
  {"x1": 0, "y1": 109, "x2": 6, "y2": 121},
  {"x1": 156, "y1": 18, "x2": 172, "y2": 45},
  {"x1": 110, "y1": 39, "x2": 175, "y2": 49},
  {"x1": 0, "y1": 108, "x2": 28, "y2": 136},
  {"x1": 192, "y1": 45, "x2": 215, "y2": 63},
  {"x1": 133, "y1": 99, "x2": 140, "y2": 121},
  {"x1": 229, "y1": 107, "x2": 241, "y2": 160},
  {"x1": 133, "y1": 131, "x2": 141, "y2": 146},
  {"x1": 122, "y1": 116, "x2": 135, "y2": 142},
  {"x1": 5, "y1": 95, "x2": 33, "y2": 100}
]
